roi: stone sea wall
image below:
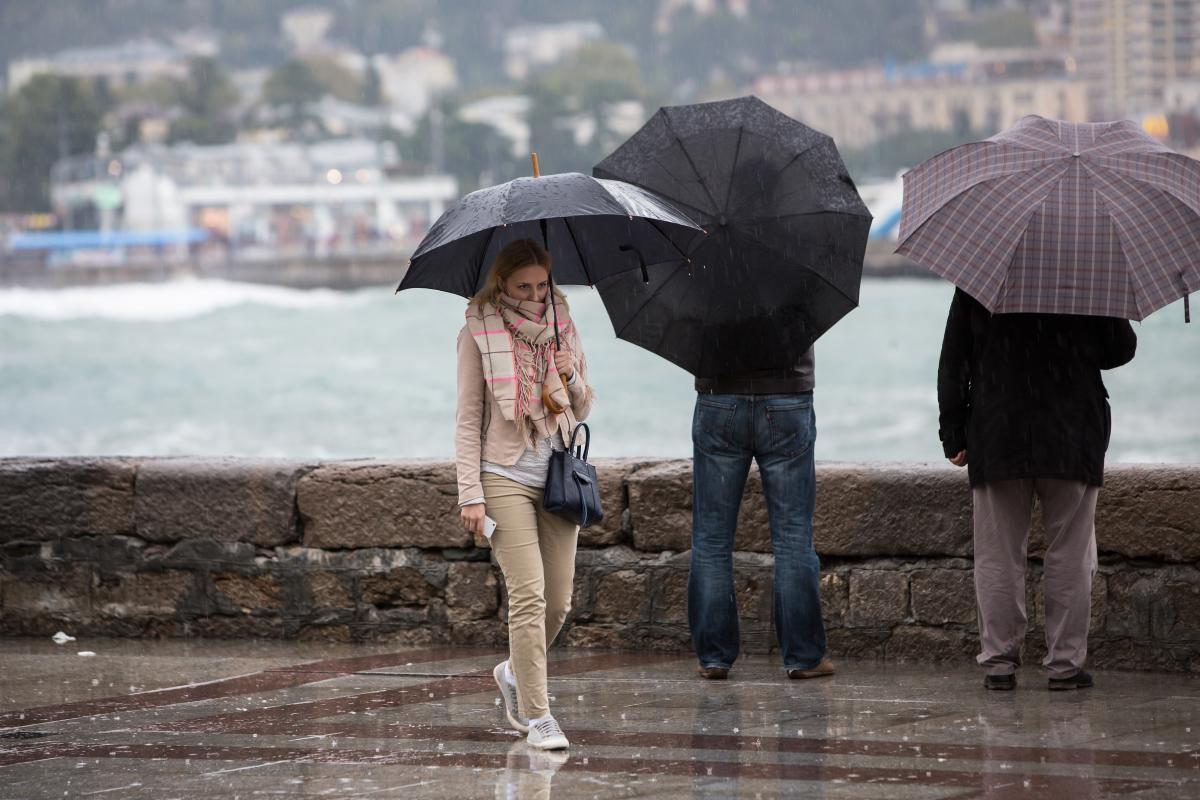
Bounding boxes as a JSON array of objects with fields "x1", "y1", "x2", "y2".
[{"x1": 1, "y1": 458, "x2": 1197, "y2": 671}]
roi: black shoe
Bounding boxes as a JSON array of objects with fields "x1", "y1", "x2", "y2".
[
  {"x1": 984, "y1": 673, "x2": 1016, "y2": 691},
  {"x1": 1048, "y1": 671, "x2": 1094, "y2": 691},
  {"x1": 697, "y1": 666, "x2": 729, "y2": 680}
]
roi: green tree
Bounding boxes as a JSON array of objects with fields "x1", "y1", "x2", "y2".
[
  {"x1": 263, "y1": 59, "x2": 326, "y2": 108},
  {"x1": 168, "y1": 57, "x2": 240, "y2": 145},
  {"x1": 393, "y1": 102, "x2": 521, "y2": 192},
  {"x1": 0, "y1": 74, "x2": 101, "y2": 211},
  {"x1": 523, "y1": 40, "x2": 647, "y2": 173},
  {"x1": 304, "y1": 57, "x2": 366, "y2": 104}
]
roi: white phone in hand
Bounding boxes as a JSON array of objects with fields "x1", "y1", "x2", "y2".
[{"x1": 483, "y1": 515, "x2": 498, "y2": 540}]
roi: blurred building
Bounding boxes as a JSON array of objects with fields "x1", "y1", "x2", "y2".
[
  {"x1": 502, "y1": 21, "x2": 603, "y2": 80},
  {"x1": 1072, "y1": 0, "x2": 1200, "y2": 119},
  {"x1": 49, "y1": 139, "x2": 456, "y2": 260},
  {"x1": 373, "y1": 47, "x2": 458, "y2": 124},
  {"x1": 753, "y1": 48, "x2": 1086, "y2": 150},
  {"x1": 7, "y1": 33, "x2": 217, "y2": 93},
  {"x1": 281, "y1": 8, "x2": 336, "y2": 53}
]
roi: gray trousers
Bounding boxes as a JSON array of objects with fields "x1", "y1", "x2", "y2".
[{"x1": 972, "y1": 479, "x2": 1099, "y2": 679}]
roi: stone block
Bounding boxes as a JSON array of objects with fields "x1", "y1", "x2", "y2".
[
  {"x1": 885, "y1": 626, "x2": 976, "y2": 662},
  {"x1": 153, "y1": 539, "x2": 257, "y2": 569},
  {"x1": 1096, "y1": 466, "x2": 1200, "y2": 561},
  {"x1": 185, "y1": 615, "x2": 286, "y2": 638},
  {"x1": 295, "y1": 623, "x2": 354, "y2": 642},
  {"x1": 909, "y1": 569, "x2": 976, "y2": 625},
  {"x1": 593, "y1": 570, "x2": 648, "y2": 623},
  {"x1": 359, "y1": 566, "x2": 438, "y2": 607},
  {"x1": 94, "y1": 571, "x2": 192, "y2": 617},
  {"x1": 1105, "y1": 570, "x2": 1159, "y2": 638},
  {"x1": 135, "y1": 458, "x2": 310, "y2": 546},
  {"x1": 627, "y1": 461, "x2": 692, "y2": 552},
  {"x1": 0, "y1": 458, "x2": 136, "y2": 541},
  {"x1": 307, "y1": 573, "x2": 352, "y2": 608},
  {"x1": 826, "y1": 628, "x2": 889, "y2": 659},
  {"x1": 580, "y1": 459, "x2": 649, "y2": 548},
  {"x1": 1153, "y1": 575, "x2": 1200, "y2": 641},
  {"x1": 444, "y1": 562, "x2": 499, "y2": 620},
  {"x1": 848, "y1": 570, "x2": 909, "y2": 626},
  {"x1": 563, "y1": 623, "x2": 625, "y2": 649},
  {"x1": 735, "y1": 568, "x2": 771, "y2": 622},
  {"x1": 566, "y1": 569, "x2": 594, "y2": 623},
  {"x1": 814, "y1": 463, "x2": 972, "y2": 557},
  {"x1": 651, "y1": 570, "x2": 688, "y2": 624},
  {"x1": 625, "y1": 461, "x2": 775, "y2": 554},
  {"x1": 820, "y1": 571, "x2": 849, "y2": 628},
  {"x1": 298, "y1": 461, "x2": 469, "y2": 549},
  {"x1": 448, "y1": 619, "x2": 507, "y2": 645},
  {"x1": 0, "y1": 566, "x2": 93, "y2": 615},
  {"x1": 213, "y1": 572, "x2": 284, "y2": 612}
]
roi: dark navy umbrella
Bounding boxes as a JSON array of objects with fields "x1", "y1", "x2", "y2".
[
  {"x1": 397, "y1": 170, "x2": 702, "y2": 297},
  {"x1": 592, "y1": 95, "x2": 872, "y2": 377}
]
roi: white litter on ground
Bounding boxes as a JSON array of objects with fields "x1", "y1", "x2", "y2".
[
  {"x1": 77, "y1": 651, "x2": 96, "y2": 657},
  {"x1": 52, "y1": 631, "x2": 76, "y2": 644}
]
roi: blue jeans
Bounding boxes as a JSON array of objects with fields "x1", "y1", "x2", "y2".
[{"x1": 688, "y1": 393, "x2": 826, "y2": 671}]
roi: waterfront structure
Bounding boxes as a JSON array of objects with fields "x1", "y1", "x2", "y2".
[{"x1": 47, "y1": 138, "x2": 456, "y2": 263}]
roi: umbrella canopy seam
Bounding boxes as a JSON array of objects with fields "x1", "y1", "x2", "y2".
[{"x1": 661, "y1": 108, "x2": 722, "y2": 214}]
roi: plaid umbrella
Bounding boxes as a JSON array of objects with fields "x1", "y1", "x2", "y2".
[{"x1": 897, "y1": 115, "x2": 1199, "y2": 321}]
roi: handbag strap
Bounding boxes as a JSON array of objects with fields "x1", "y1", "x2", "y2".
[{"x1": 568, "y1": 423, "x2": 590, "y2": 461}]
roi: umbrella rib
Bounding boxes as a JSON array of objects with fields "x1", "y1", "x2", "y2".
[
  {"x1": 611, "y1": 260, "x2": 694, "y2": 340},
  {"x1": 562, "y1": 217, "x2": 595, "y2": 286},
  {"x1": 661, "y1": 108, "x2": 722, "y2": 214},
  {"x1": 721, "y1": 126, "x2": 746, "y2": 214},
  {"x1": 645, "y1": 218, "x2": 694, "y2": 261},
  {"x1": 473, "y1": 225, "x2": 502, "y2": 295},
  {"x1": 724, "y1": 226, "x2": 859, "y2": 308},
  {"x1": 722, "y1": 139, "x2": 828, "y2": 219}
]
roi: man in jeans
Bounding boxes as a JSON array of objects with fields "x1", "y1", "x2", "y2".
[{"x1": 689, "y1": 347, "x2": 833, "y2": 680}]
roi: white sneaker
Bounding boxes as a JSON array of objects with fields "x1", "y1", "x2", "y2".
[
  {"x1": 493, "y1": 661, "x2": 528, "y2": 733},
  {"x1": 526, "y1": 715, "x2": 569, "y2": 750}
]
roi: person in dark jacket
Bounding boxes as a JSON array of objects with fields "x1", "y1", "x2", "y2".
[
  {"x1": 938, "y1": 287, "x2": 1137, "y2": 691},
  {"x1": 689, "y1": 348, "x2": 833, "y2": 681}
]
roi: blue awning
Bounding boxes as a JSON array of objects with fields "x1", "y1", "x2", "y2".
[{"x1": 7, "y1": 229, "x2": 209, "y2": 251}]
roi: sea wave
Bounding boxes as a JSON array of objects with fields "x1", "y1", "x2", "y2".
[{"x1": 0, "y1": 279, "x2": 359, "y2": 321}]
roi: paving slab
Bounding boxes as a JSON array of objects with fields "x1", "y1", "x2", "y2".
[{"x1": 0, "y1": 638, "x2": 1197, "y2": 798}]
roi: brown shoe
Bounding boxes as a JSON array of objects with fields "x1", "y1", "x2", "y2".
[
  {"x1": 697, "y1": 666, "x2": 730, "y2": 680},
  {"x1": 787, "y1": 658, "x2": 835, "y2": 680}
]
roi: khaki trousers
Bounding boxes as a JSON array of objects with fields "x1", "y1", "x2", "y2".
[
  {"x1": 482, "y1": 473, "x2": 578, "y2": 720},
  {"x1": 973, "y1": 479, "x2": 1099, "y2": 679}
]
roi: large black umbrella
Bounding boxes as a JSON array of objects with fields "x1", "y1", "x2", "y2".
[
  {"x1": 593, "y1": 95, "x2": 872, "y2": 376},
  {"x1": 397, "y1": 170, "x2": 701, "y2": 297}
]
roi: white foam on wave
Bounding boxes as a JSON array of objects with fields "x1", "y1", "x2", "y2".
[{"x1": 0, "y1": 279, "x2": 360, "y2": 322}]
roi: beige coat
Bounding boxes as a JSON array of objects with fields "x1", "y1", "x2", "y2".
[{"x1": 454, "y1": 324, "x2": 593, "y2": 504}]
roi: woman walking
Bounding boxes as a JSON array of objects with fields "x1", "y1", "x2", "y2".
[{"x1": 455, "y1": 238, "x2": 593, "y2": 751}]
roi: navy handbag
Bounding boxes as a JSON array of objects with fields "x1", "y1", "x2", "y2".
[{"x1": 543, "y1": 423, "x2": 604, "y2": 528}]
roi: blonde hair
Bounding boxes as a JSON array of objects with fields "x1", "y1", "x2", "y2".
[{"x1": 471, "y1": 238, "x2": 565, "y2": 310}]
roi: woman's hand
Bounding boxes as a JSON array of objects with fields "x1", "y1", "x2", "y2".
[
  {"x1": 553, "y1": 348, "x2": 576, "y2": 381},
  {"x1": 948, "y1": 450, "x2": 968, "y2": 467},
  {"x1": 460, "y1": 503, "x2": 486, "y2": 536}
]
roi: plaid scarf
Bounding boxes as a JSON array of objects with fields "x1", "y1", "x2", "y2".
[{"x1": 465, "y1": 293, "x2": 586, "y2": 447}]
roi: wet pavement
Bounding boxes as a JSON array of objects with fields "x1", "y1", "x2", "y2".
[{"x1": 0, "y1": 639, "x2": 1197, "y2": 798}]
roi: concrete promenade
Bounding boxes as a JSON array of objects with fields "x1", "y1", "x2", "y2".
[{"x1": 0, "y1": 639, "x2": 1197, "y2": 798}]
